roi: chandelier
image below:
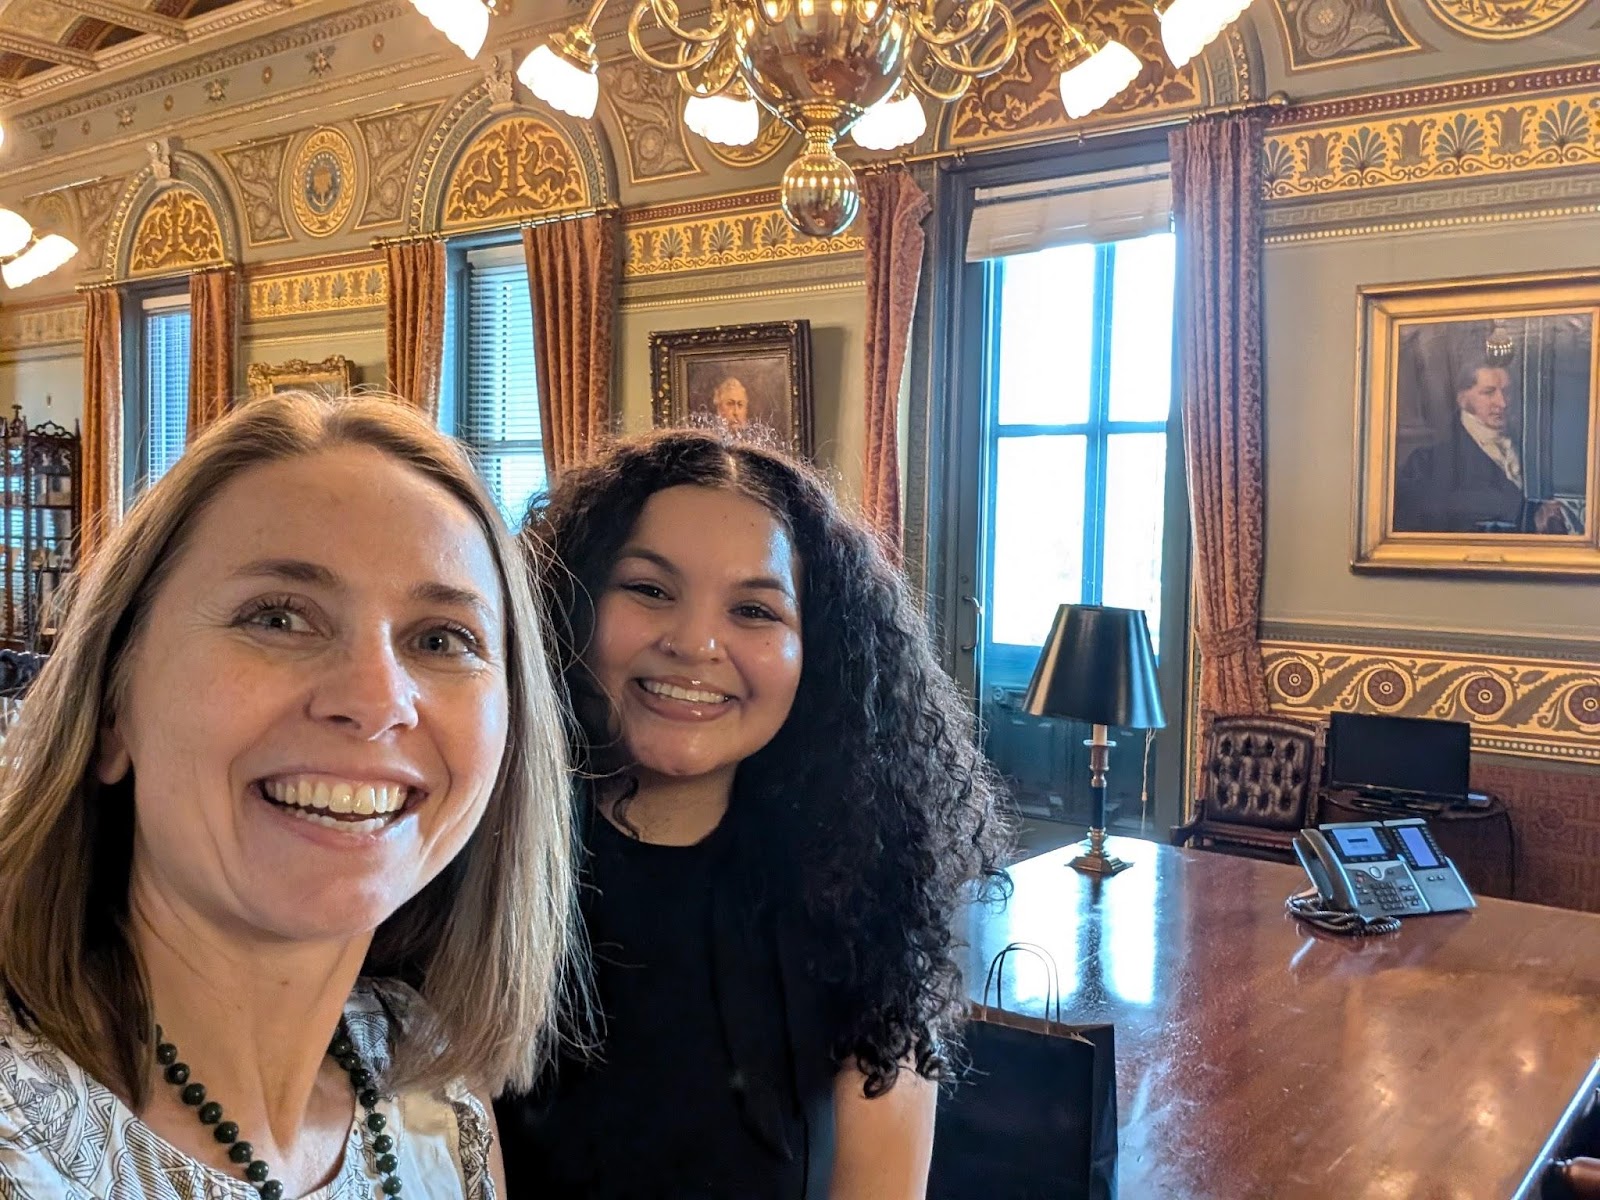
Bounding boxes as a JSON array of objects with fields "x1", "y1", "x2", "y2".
[
  {"x1": 0, "y1": 124, "x2": 81, "y2": 290},
  {"x1": 506, "y1": 0, "x2": 1255, "y2": 237}
]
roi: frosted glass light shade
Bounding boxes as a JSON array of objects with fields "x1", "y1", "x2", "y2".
[
  {"x1": 407, "y1": 0, "x2": 489, "y2": 58},
  {"x1": 1058, "y1": 38, "x2": 1140, "y2": 120},
  {"x1": 0, "y1": 208, "x2": 32, "y2": 260},
  {"x1": 850, "y1": 90, "x2": 926, "y2": 151},
  {"x1": 1158, "y1": 0, "x2": 1253, "y2": 67},
  {"x1": 1, "y1": 235, "x2": 78, "y2": 289},
  {"x1": 684, "y1": 91, "x2": 760, "y2": 146},
  {"x1": 517, "y1": 43, "x2": 600, "y2": 119}
]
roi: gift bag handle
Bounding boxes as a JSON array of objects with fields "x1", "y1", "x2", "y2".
[{"x1": 982, "y1": 941, "x2": 1063, "y2": 1025}]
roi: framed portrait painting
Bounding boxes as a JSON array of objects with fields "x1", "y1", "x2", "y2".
[
  {"x1": 1353, "y1": 269, "x2": 1600, "y2": 577},
  {"x1": 649, "y1": 321, "x2": 814, "y2": 457},
  {"x1": 245, "y1": 355, "x2": 356, "y2": 400}
]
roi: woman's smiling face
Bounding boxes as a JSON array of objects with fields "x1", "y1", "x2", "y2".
[
  {"x1": 100, "y1": 444, "x2": 510, "y2": 944},
  {"x1": 587, "y1": 485, "x2": 803, "y2": 787}
]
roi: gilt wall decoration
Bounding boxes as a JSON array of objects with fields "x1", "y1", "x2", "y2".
[
  {"x1": 623, "y1": 192, "x2": 862, "y2": 279},
  {"x1": 600, "y1": 60, "x2": 701, "y2": 186},
  {"x1": 128, "y1": 187, "x2": 225, "y2": 274},
  {"x1": 1262, "y1": 68, "x2": 1600, "y2": 200},
  {"x1": 289, "y1": 127, "x2": 358, "y2": 238},
  {"x1": 221, "y1": 135, "x2": 293, "y2": 245},
  {"x1": 354, "y1": 102, "x2": 442, "y2": 230},
  {"x1": 441, "y1": 115, "x2": 587, "y2": 228},
  {"x1": 946, "y1": 0, "x2": 1203, "y2": 147},
  {"x1": 245, "y1": 259, "x2": 387, "y2": 321},
  {"x1": 1267, "y1": 0, "x2": 1421, "y2": 71},
  {"x1": 1422, "y1": 0, "x2": 1587, "y2": 39}
]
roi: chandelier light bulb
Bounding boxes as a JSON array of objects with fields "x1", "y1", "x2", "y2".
[
  {"x1": 1158, "y1": 0, "x2": 1252, "y2": 67},
  {"x1": 518, "y1": 41, "x2": 600, "y2": 119},
  {"x1": 1, "y1": 234, "x2": 78, "y2": 289},
  {"x1": 407, "y1": 0, "x2": 490, "y2": 59},
  {"x1": 684, "y1": 90, "x2": 760, "y2": 146},
  {"x1": 0, "y1": 208, "x2": 32, "y2": 260},
  {"x1": 0, "y1": 120, "x2": 6, "y2": 151},
  {"x1": 850, "y1": 88, "x2": 926, "y2": 151},
  {"x1": 1058, "y1": 36, "x2": 1140, "y2": 120}
]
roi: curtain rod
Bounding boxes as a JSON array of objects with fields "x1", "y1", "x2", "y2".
[
  {"x1": 74, "y1": 260, "x2": 236, "y2": 293},
  {"x1": 853, "y1": 92, "x2": 1291, "y2": 175}
]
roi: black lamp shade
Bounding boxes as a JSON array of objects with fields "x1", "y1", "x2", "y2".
[{"x1": 1022, "y1": 604, "x2": 1166, "y2": 730}]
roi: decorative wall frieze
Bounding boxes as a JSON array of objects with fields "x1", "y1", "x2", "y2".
[
  {"x1": 129, "y1": 185, "x2": 226, "y2": 274},
  {"x1": 1267, "y1": 0, "x2": 1421, "y2": 72},
  {"x1": 1264, "y1": 63, "x2": 1600, "y2": 202},
  {"x1": 441, "y1": 114, "x2": 588, "y2": 228},
  {"x1": 942, "y1": 0, "x2": 1207, "y2": 148},
  {"x1": 244, "y1": 254, "x2": 388, "y2": 321},
  {"x1": 0, "y1": 301, "x2": 86, "y2": 354},
  {"x1": 1422, "y1": 0, "x2": 1587, "y2": 40},
  {"x1": 354, "y1": 101, "x2": 442, "y2": 229},
  {"x1": 13, "y1": 174, "x2": 127, "y2": 275},
  {"x1": 622, "y1": 189, "x2": 863, "y2": 279},
  {"x1": 1261, "y1": 632, "x2": 1600, "y2": 764},
  {"x1": 599, "y1": 59, "x2": 700, "y2": 186},
  {"x1": 220, "y1": 135, "x2": 293, "y2": 245}
]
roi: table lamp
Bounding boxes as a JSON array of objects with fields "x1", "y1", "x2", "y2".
[{"x1": 1023, "y1": 603, "x2": 1166, "y2": 876}]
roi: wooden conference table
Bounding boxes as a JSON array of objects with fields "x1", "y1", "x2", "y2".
[{"x1": 961, "y1": 837, "x2": 1600, "y2": 1199}]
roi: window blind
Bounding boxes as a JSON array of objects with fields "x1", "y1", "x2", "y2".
[
  {"x1": 966, "y1": 163, "x2": 1172, "y2": 262},
  {"x1": 144, "y1": 306, "x2": 191, "y2": 482},
  {"x1": 463, "y1": 250, "x2": 545, "y2": 523}
]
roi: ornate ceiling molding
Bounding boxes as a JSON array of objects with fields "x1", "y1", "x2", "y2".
[
  {"x1": 106, "y1": 147, "x2": 241, "y2": 279},
  {"x1": 1421, "y1": 0, "x2": 1588, "y2": 40},
  {"x1": 1266, "y1": 0, "x2": 1423, "y2": 73}
]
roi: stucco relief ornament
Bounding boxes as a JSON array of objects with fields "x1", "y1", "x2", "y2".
[
  {"x1": 486, "y1": 56, "x2": 516, "y2": 112},
  {"x1": 148, "y1": 138, "x2": 179, "y2": 188}
]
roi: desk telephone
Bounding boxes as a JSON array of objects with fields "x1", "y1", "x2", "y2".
[{"x1": 1293, "y1": 818, "x2": 1476, "y2": 924}]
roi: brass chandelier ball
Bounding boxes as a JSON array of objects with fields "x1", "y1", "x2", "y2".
[{"x1": 780, "y1": 136, "x2": 862, "y2": 238}]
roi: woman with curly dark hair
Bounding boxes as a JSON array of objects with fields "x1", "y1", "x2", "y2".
[{"x1": 495, "y1": 428, "x2": 1010, "y2": 1198}]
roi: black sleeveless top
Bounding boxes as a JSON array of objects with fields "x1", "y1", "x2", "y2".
[{"x1": 495, "y1": 807, "x2": 838, "y2": 1199}]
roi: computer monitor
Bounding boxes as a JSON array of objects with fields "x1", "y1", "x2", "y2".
[{"x1": 1324, "y1": 712, "x2": 1471, "y2": 803}]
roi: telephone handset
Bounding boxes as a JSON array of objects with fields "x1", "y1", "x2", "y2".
[{"x1": 1293, "y1": 818, "x2": 1475, "y2": 922}]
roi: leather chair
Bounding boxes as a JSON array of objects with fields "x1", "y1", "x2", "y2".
[{"x1": 1171, "y1": 715, "x2": 1322, "y2": 862}]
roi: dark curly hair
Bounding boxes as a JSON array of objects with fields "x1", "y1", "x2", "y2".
[{"x1": 522, "y1": 428, "x2": 1011, "y2": 1097}]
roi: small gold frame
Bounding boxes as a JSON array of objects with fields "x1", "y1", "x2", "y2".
[
  {"x1": 246, "y1": 355, "x2": 356, "y2": 400},
  {"x1": 1353, "y1": 268, "x2": 1600, "y2": 577}
]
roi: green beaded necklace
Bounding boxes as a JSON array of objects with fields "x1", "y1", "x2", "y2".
[{"x1": 154, "y1": 1021, "x2": 402, "y2": 1198}]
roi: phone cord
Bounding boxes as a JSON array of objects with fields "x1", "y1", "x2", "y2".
[{"x1": 1285, "y1": 888, "x2": 1402, "y2": 937}]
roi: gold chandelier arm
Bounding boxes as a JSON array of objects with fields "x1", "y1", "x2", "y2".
[
  {"x1": 674, "y1": 42, "x2": 741, "y2": 95},
  {"x1": 920, "y1": 1, "x2": 1016, "y2": 76},
  {"x1": 626, "y1": 0, "x2": 729, "y2": 71},
  {"x1": 756, "y1": 0, "x2": 793, "y2": 26},
  {"x1": 909, "y1": 0, "x2": 995, "y2": 49},
  {"x1": 637, "y1": 0, "x2": 732, "y2": 45},
  {"x1": 904, "y1": 51, "x2": 974, "y2": 102}
]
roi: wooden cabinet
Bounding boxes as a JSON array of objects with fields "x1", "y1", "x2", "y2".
[{"x1": 1, "y1": 408, "x2": 81, "y2": 651}]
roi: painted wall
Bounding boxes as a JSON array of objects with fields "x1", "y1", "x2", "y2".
[{"x1": 1261, "y1": 213, "x2": 1600, "y2": 644}]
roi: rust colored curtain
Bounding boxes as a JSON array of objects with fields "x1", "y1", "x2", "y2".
[
  {"x1": 188, "y1": 265, "x2": 237, "y2": 440},
  {"x1": 861, "y1": 168, "x2": 931, "y2": 563},
  {"x1": 385, "y1": 238, "x2": 447, "y2": 419},
  {"x1": 523, "y1": 213, "x2": 617, "y2": 477},
  {"x1": 80, "y1": 287, "x2": 123, "y2": 562},
  {"x1": 1171, "y1": 112, "x2": 1270, "y2": 717}
]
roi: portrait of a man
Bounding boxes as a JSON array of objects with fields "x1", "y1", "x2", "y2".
[
  {"x1": 650, "y1": 321, "x2": 814, "y2": 457},
  {"x1": 1389, "y1": 315, "x2": 1592, "y2": 537}
]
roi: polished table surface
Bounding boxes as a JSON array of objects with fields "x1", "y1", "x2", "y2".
[{"x1": 962, "y1": 837, "x2": 1600, "y2": 1200}]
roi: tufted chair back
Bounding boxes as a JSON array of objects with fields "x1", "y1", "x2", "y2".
[{"x1": 1172, "y1": 715, "x2": 1322, "y2": 861}]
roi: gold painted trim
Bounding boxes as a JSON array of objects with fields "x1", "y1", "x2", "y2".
[
  {"x1": 244, "y1": 261, "x2": 388, "y2": 321},
  {"x1": 620, "y1": 279, "x2": 864, "y2": 312},
  {"x1": 1352, "y1": 267, "x2": 1600, "y2": 576},
  {"x1": 0, "y1": 300, "x2": 86, "y2": 352},
  {"x1": 624, "y1": 199, "x2": 862, "y2": 279},
  {"x1": 1265, "y1": 201, "x2": 1600, "y2": 244},
  {"x1": 1262, "y1": 638, "x2": 1600, "y2": 764}
]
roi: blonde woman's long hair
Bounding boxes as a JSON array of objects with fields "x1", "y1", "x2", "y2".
[{"x1": 0, "y1": 392, "x2": 580, "y2": 1103}]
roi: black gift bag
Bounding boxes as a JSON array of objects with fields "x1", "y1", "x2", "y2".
[{"x1": 928, "y1": 942, "x2": 1118, "y2": 1200}]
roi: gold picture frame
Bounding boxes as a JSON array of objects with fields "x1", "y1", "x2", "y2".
[
  {"x1": 649, "y1": 321, "x2": 814, "y2": 457},
  {"x1": 246, "y1": 355, "x2": 356, "y2": 400},
  {"x1": 1353, "y1": 269, "x2": 1600, "y2": 577}
]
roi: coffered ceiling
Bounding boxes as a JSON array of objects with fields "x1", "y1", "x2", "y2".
[{"x1": 0, "y1": 0, "x2": 308, "y2": 100}]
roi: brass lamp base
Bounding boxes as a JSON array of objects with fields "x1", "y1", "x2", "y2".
[{"x1": 1068, "y1": 827, "x2": 1132, "y2": 876}]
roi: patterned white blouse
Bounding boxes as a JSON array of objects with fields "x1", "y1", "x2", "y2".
[{"x1": 0, "y1": 980, "x2": 496, "y2": 1200}]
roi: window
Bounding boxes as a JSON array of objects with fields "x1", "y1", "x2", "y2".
[
  {"x1": 981, "y1": 228, "x2": 1177, "y2": 684},
  {"x1": 126, "y1": 294, "x2": 190, "y2": 501},
  {"x1": 455, "y1": 244, "x2": 545, "y2": 524}
]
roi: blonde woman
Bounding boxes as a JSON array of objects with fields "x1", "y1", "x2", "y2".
[{"x1": 0, "y1": 394, "x2": 579, "y2": 1198}]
